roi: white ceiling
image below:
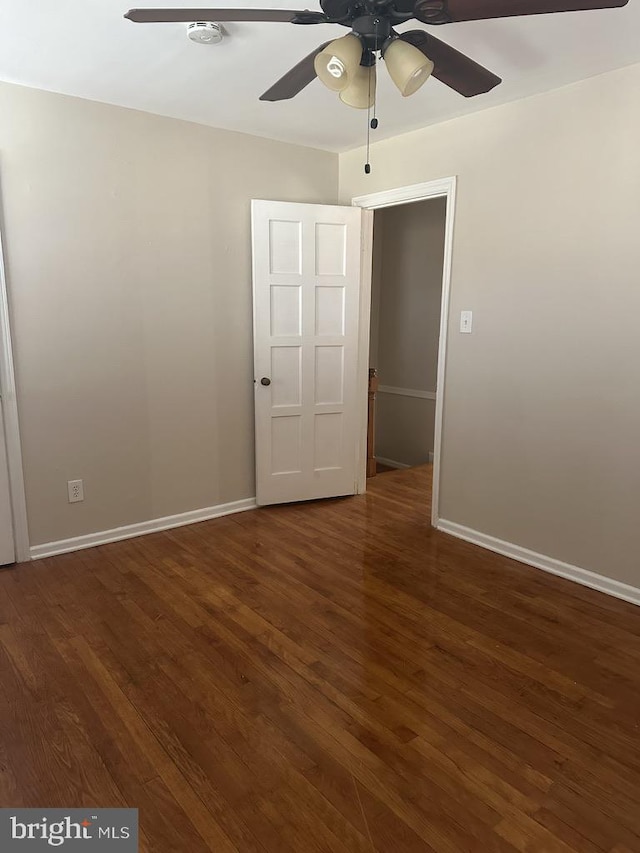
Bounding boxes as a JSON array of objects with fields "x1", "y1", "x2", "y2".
[{"x1": 0, "y1": 0, "x2": 638, "y2": 151}]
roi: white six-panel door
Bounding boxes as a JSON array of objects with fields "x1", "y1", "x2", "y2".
[{"x1": 252, "y1": 200, "x2": 364, "y2": 506}]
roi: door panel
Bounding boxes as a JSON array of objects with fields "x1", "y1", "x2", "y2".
[{"x1": 252, "y1": 200, "x2": 364, "y2": 506}]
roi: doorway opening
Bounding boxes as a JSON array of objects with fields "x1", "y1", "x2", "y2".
[
  {"x1": 369, "y1": 196, "x2": 446, "y2": 481},
  {"x1": 353, "y1": 177, "x2": 457, "y2": 526}
]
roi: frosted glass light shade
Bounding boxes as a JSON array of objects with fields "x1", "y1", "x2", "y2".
[
  {"x1": 314, "y1": 34, "x2": 363, "y2": 92},
  {"x1": 384, "y1": 39, "x2": 434, "y2": 97},
  {"x1": 339, "y1": 64, "x2": 376, "y2": 109}
]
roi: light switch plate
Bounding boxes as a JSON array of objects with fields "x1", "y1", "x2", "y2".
[{"x1": 460, "y1": 310, "x2": 473, "y2": 334}]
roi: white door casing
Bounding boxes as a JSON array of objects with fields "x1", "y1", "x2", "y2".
[
  {"x1": 0, "y1": 404, "x2": 14, "y2": 564},
  {"x1": 352, "y1": 177, "x2": 457, "y2": 527},
  {"x1": 0, "y1": 182, "x2": 27, "y2": 565},
  {"x1": 252, "y1": 200, "x2": 364, "y2": 506}
]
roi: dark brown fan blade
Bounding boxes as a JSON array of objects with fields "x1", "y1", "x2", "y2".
[
  {"x1": 413, "y1": 0, "x2": 628, "y2": 24},
  {"x1": 399, "y1": 30, "x2": 501, "y2": 97},
  {"x1": 124, "y1": 8, "x2": 323, "y2": 23},
  {"x1": 260, "y1": 41, "x2": 331, "y2": 101}
]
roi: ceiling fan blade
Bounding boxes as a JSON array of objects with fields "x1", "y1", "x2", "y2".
[
  {"x1": 413, "y1": 0, "x2": 627, "y2": 24},
  {"x1": 399, "y1": 30, "x2": 501, "y2": 97},
  {"x1": 124, "y1": 8, "x2": 324, "y2": 23},
  {"x1": 260, "y1": 41, "x2": 332, "y2": 101}
]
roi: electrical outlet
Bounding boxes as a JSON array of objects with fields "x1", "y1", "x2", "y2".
[{"x1": 68, "y1": 479, "x2": 84, "y2": 503}]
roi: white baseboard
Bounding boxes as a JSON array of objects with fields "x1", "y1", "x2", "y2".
[
  {"x1": 437, "y1": 519, "x2": 640, "y2": 607},
  {"x1": 376, "y1": 453, "x2": 434, "y2": 470},
  {"x1": 375, "y1": 456, "x2": 411, "y2": 470},
  {"x1": 30, "y1": 497, "x2": 257, "y2": 560}
]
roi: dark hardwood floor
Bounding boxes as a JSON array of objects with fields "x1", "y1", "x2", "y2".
[{"x1": 1, "y1": 466, "x2": 640, "y2": 852}]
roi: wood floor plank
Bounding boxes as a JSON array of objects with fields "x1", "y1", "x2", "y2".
[{"x1": 1, "y1": 465, "x2": 639, "y2": 851}]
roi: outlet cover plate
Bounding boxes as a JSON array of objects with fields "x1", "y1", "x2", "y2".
[{"x1": 68, "y1": 479, "x2": 84, "y2": 503}]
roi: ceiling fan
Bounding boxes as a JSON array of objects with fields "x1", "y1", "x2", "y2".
[{"x1": 124, "y1": 0, "x2": 629, "y2": 108}]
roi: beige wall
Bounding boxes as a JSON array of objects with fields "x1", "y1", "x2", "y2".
[
  {"x1": 0, "y1": 82, "x2": 338, "y2": 547},
  {"x1": 371, "y1": 200, "x2": 446, "y2": 466},
  {"x1": 341, "y1": 62, "x2": 640, "y2": 588},
  {"x1": 375, "y1": 396, "x2": 436, "y2": 468}
]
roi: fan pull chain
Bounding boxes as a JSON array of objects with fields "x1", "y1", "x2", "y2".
[
  {"x1": 364, "y1": 22, "x2": 380, "y2": 175},
  {"x1": 365, "y1": 67, "x2": 372, "y2": 174},
  {"x1": 371, "y1": 28, "x2": 379, "y2": 133},
  {"x1": 371, "y1": 75, "x2": 378, "y2": 131}
]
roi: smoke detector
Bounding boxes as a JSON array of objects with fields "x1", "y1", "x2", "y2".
[{"x1": 187, "y1": 22, "x2": 223, "y2": 44}]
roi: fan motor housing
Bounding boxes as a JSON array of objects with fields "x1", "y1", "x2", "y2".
[{"x1": 350, "y1": 15, "x2": 392, "y2": 50}]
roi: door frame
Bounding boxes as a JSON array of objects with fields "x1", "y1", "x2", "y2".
[
  {"x1": 0, "y1": 196, "x2": 30, "y2": 562},
  {"x1": 351, "y1": 176, "x2": 457, "y2": 527}
]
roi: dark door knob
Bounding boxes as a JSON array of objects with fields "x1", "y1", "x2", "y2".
[{"x1": 260, "y1": 377, "x2": 271, "y2": 386}]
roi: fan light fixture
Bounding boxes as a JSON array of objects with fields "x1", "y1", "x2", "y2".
[
  {"x1": 314, "y1": 32, "x2": 433, "y2": 108},
  {"x1": 313, "y1": 34, "x2": 364, "y2": 92},
  {"x1": 383, "y1": 38, "x2": 434, "y2": 96},
  {"x1": 339, "y1": 64, "x2": 376, "y2": 110}
]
